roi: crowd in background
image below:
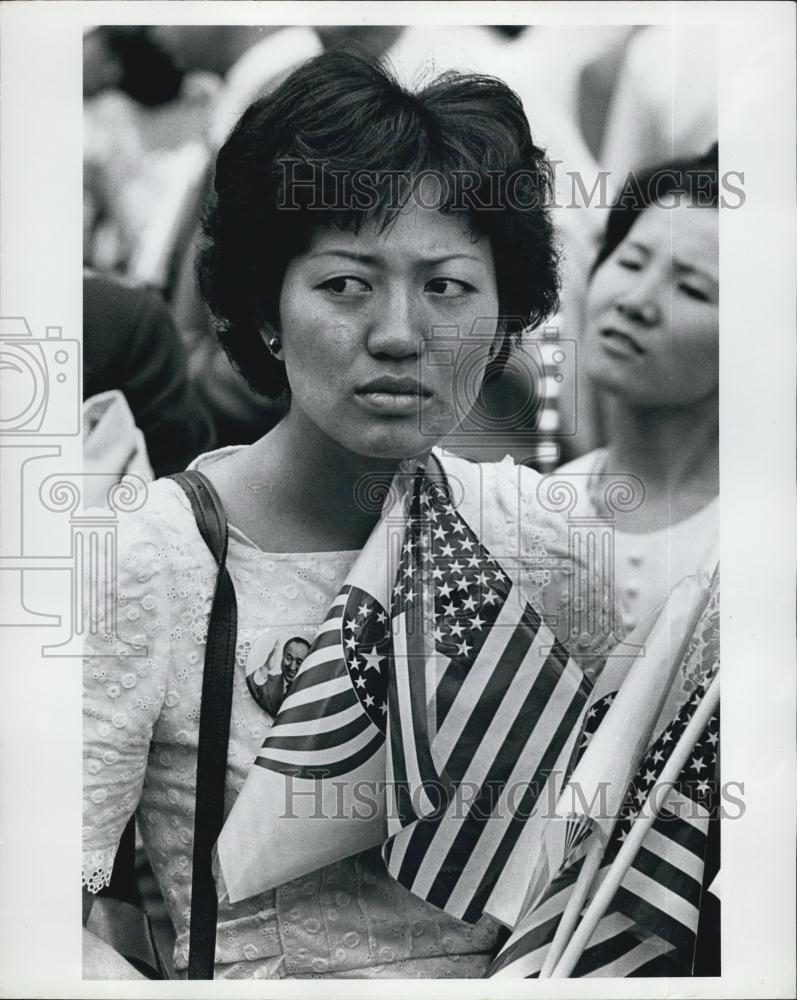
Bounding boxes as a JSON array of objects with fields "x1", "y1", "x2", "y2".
[{"x1": 82, "y1": 23, "x2": 719, "y2": 475}]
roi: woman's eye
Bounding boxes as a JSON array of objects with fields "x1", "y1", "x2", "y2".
[
  {"x1": 318, "y1": 276, "x2": 371, "y2": 295},
  {"x1": 425, "y1": 278, "x2": 473, "y2": 297},
  {"x1": 617, "y1": 258, "x2": 643, "y2": 271},
  {"x1": 679, "y1": 283, "x2": 711, "y2": 302}
]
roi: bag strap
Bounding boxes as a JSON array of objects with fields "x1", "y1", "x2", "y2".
[{"x1": 168, "y1": 470, "x2": 237, "y2": 980}]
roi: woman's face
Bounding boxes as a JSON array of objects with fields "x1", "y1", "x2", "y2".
[
  {"x1": 583, "y1": 202, "x2": 719, "y2": 409},
  {"x1": 272, "y1": 204, "x2": 500, "y2": 460}
]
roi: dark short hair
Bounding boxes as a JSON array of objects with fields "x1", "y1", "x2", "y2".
[
  {"x1": 284, "y1": 636, "x2": 310, "y2": 651},
  {"x1": 592, "y1": 144, "x2": 719, "y2": 276},
  {"x1": 197, "y1": 50, "x2": 560, "y2": 399}
]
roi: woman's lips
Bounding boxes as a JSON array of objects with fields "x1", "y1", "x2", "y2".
[
  {"x1": 355, "y1": 377, "x2": 431, "y2": 416},
  {"x1": 354, "y1": 389, "x2": 427, "y2": 415},
  {"x1": 599, "y1": 326, "x2": 645, "y2": 356}
]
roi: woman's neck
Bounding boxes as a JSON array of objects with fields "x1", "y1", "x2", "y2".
[
  {"x1": 240, "y1": 408, "x2": 410, "y2": 551},
  {"x1": 600, "y1": 396, "x2": 719, "y2": 530}
]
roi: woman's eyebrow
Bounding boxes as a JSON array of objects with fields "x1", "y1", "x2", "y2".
[{"x1": 307, "y1": 249, "x2": 379, "y2": 264}]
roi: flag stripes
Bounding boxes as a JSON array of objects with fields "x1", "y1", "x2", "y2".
[
  {"x1": 487, "y1": 694, "x2": 719, "y2": 978},
  {"x1": 253, "y1": 582, "x2": 389, "y2": 779},
  {"x1": 386, "y1": 626, "x2": 590, "y2": 921}
]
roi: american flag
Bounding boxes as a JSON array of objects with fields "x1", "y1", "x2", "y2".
[
  {"x1": 253, "y1": 583, "x2": 391, "y2": 780},
  {"x1": 217, "y1": 463, "x2": 592, "y2": 912},
  {"x1": 215, "y1": 475, "x2": 407, "y2": 903},
  {"x1": 489, "y1": 574, "x2": 720, "y2": 978},
  {"x1": 382, "y1": 473, "x2": 592, "y2": 924}
]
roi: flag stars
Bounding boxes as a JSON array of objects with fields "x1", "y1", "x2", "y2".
[
  {"x1": 355, "y1": 676, "x2": 366, "y2": 689},
  {"x1": 345, "y1": 618, "x2": 358, "y2": 633},
  {"x1": 440, "y1": 543, "x2": 455, "y2": 558},
  {"x1": 362, "y1": 646, "x2": 385, "y2": 672},
  {"x1": 690, "y1": 755, "x2": 707, "y2": 774},
  {"x1": 483, "y1": 589, "x2": 499, "y2": 606},
  {"x1": 456, "y1": 639, "x2": 472, "y2": 657},
  {"x1": 468, "y1": 613, "x2": 486, "y2": 631}
]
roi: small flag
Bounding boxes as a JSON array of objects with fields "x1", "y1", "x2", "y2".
[
  {"x1": 217, "y1": 462, "x2": 596, "y2": 922},
  {"x1": 489, "y1": 571, "x2": 720, "y2": 978},
  {"x1": 382, "y1": 475, "x2": 591, "y2": 925}
]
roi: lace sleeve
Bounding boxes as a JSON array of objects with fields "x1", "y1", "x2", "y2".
[{"x1": 82, "y1": 500, "x2": 174, "y2": 893}]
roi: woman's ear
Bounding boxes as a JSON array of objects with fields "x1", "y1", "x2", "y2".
[{"x1": 259, "y1": 323, "x2": 284, "y2": 361}]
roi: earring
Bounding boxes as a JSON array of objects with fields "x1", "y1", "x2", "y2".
[{"x1": 267, "y1": 335, "x2": 282, "y2": 356}]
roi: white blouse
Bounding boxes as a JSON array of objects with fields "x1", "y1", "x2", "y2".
[{"x1": 556, "y1": 448, "x2": 719, "y2": 632}]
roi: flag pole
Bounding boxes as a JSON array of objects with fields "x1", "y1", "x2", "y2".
[
  {"x1": 539, "y1": 835, "x2": 605, "y2": 977},
  {"x1": 550, "y1": 673, "x2": 720, "y2": 979}
]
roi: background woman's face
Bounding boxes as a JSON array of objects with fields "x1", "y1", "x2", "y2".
[
  {"x1": 274, "y1": 205, "x2": 500, "y2": 460},
  {"x1": 584, "y1": 202, "x2": 719, "y2": 409}
]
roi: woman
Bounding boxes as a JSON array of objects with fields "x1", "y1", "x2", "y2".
[
  {"x1": 557, "y1": 150, "x2": 719, "y2": 632},
  {"x1": 82, "y1": 52, "x2": 616, "y2": 979}
]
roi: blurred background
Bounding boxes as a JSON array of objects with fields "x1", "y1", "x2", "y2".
[{"x1": 82, "y1": 23, "x2": 719, "y2": 473}]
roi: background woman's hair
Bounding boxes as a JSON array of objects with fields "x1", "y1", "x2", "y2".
[
  {"x1": 197, "y1": 49, "x2": 560, "y2": 398},
  {"x1": 592, "y1": 143, "x2": 719, "y2": 275}
]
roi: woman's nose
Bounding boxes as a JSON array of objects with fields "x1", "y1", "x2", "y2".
[
  {"x1": 366, "y1": 287, "x2": 426, "y2": 359},
  {"x1": 614, "y1": 275, "x2": 662, "y2": 326}
]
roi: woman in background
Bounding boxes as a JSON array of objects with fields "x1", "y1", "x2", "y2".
[{"x1": 557, "y1": 149, "x2": 719, "y2": 632}]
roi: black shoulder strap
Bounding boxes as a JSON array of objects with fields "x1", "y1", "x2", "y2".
[{"x1": 168, "y1": 470, "x2": 237, "y2": 980}]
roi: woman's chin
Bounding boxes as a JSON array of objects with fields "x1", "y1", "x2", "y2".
[{"x1": 342, "y1": 424, "x2": 443, "y2": 462}]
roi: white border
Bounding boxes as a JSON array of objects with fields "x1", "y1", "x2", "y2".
[{"x1": 0, "y1": 2, "x2": 794, "y2": 997}]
